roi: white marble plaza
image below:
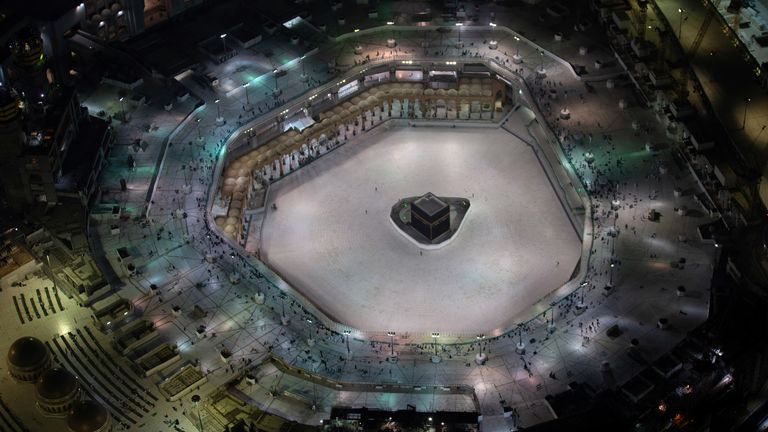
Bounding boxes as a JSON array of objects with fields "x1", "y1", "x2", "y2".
[{"x1": 261, "y1": 127, "x2": 581, "y2": 334}]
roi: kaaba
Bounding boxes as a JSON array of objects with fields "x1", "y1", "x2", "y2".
[{"x1": 411, "y1": 192, "x2": 450, "y2": 240}]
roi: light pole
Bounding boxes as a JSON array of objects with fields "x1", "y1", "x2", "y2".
[
  {"x1": 387, "y1": 331, "x2": 396, "y2": 361},
  {"x1": 343, "y1": 330, "x2": 351, "y2": 355},
  {"x1": 515, "y1": 324, "x2": 525, "y2": 354},
  {"x1": 119, "y1": 96, "x2": 126, "y2": 120},
  {"x1": 280, "y1": 295, "x2": 289, "y2": 325},
  {"x1": 306, "y1": 317, "x2": 315, "y2": 347},
  {"x1": 677, "y1": 8, "x2": 684, "y2": 40},
  {"x1": 220, "y1": 33, "x2": 227, "y2": 56},
  {"x1": 215, "y1": 98, "x2": 224, "y2": 125},
  {"x1": 539, "y1": 50, "x2": 545, "y2": 74},
  {"x1": 272, "y1": 69, "x2": 281, "y2": 97},
  {"x1": 243, "y1": 82, "x2": 253, "y2": 111},
  {"x1": 513, "y1": 36, "x2": 522, "y2": 64},
  {"x1": 742, "y1": 97, "x2": 751, "y2": 130},
  {"x1": 430, "y1": 332, "x2": 441, "y2": 363},
  {"x1": 548, "y1": 305, "x2": 556, "y2": 333},
  {"x1": 191, "y1": 394, "x2": 203, "y2": 432},
  {"x1": 45, "y1": 253, "x2": 57, "y2": 292},
  {"x1": 455, "y1": 22, "x2": 463, "y2": 48},
  {"x1": 195, "y1": 118, "x2": 202, "y2": 140},
  {"x1": 475, "y1": 334, "x2": 487, "y2": 365}
]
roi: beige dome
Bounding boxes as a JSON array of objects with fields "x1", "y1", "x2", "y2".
[
  {"x1": 36, "y1": 367, "x2": 78, "y2": 400},
  {"x1": 67, "y1": 399, "x2": 109, "y2": 432},
  {"x1": 7, "y1": 336, "x2": 48, "y2": 369}
]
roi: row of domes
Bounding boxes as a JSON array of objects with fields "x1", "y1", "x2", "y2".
[
  {"x1": 6, "y1": 337, "x2": 110, "y2": 432},
  {"x1": 7, "y1": 336, "x2": 49, "y2": 370}
]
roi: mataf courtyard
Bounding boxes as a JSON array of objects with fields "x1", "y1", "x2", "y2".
[{"x1": 260, "y1": 127, "x2": 582, "y2": 333}]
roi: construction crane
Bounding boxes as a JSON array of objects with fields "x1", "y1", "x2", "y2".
[
  {"x1": 689, "y1": 0, "x2": 723, "y2": 57},
  {"x1": 676, "y1": 0, "x2": 722, "y2": 100}
]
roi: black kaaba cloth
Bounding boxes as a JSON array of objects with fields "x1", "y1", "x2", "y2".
[{"x1": 411, "y1": 192, "x2": 450, "y2": 240}]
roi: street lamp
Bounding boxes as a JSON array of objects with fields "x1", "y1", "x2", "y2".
[
  {"x1": 243, "y1": 82, "x2": 253, "y2": 112},
  {"x1": 220, "y1": 33, "x2": 227, "y2": 55},
  {"x1": 195, "y1": 118, "x2": 202, "y2": 140},
  {"x1": 677, "y1": 8, "x2": 684, "y2": 40},
  {"x1": 430, "y1": 332, "x2": 441, "y2": 363},
  {"x1": 214, "y1": 98, "x2": 224, "y2": 125},
  {"x1": 387, "y1": 331, "x2": 396, "y2": 358},
  {"x1": 548, "y1": 306, "x2": 556, "y2": 333},
  {"x1": 306, "y1": 317, "x2": 315, "y2": 347},
  {"x1": 280, "y1": 295, "x2": 289, "y2": 325},
  {"x1": 515, "y1": 324, "x2": 525, "y2": 354},
  {"x1": 272, "y1": 69, "x2": 282, "y2": 97},
  {"x1": 539, "y1": 50, "x2": 545, "y2": 74},
  {"x1": 119, "y1": 96, "x2": 126, "y2": 120},
  {"x1": 513, "y1": 36, "x2": 522, "y2": 64},
  {"x1": 343, "y1": 330, "x2": 351, "y2": 355},
  {"x1": 191, "y1": 394, "x2": 204, "y2": 432},
  {"x1": 45, "y1": 253, "x2": 57, "y2": 292},
  {"x1": 455, "y1": 22, "x2": 463, "y2": 48},
  {"x1": 742, "y1": 97, "x2": 751, "y2": 130},
  {"x1": 488, "y1": 23, "x2": 498, "y2": 50},
  {"x1": 475, "y1": 334, "x2": 487, "y2": 365}
]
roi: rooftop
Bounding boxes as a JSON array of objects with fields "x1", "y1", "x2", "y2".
[{"x1": 412, "y1": 192, "x2": 448, "y2": 218}]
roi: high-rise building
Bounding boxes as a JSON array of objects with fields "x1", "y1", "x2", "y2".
[{"x1": 0, "y1": 21, "x2": 111, "y2": 211}]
